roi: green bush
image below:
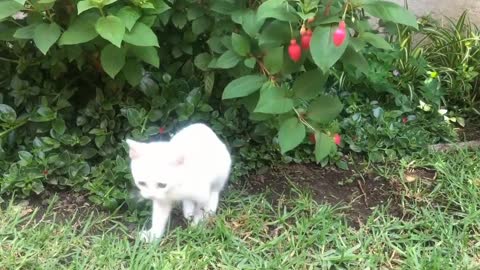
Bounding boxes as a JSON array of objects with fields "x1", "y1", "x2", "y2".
[
  {"x1": 0, "y1": 0, "x2": 444, "y2": 205},
  {"x1": 421, "y1": 11, "x2": 480, "y2": 110}
]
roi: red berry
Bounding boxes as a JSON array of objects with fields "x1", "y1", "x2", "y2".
[
  {"x1": 333, "y1": 134, "x2": 341, "y2": 145},
  {"x1": 301, "y1": 30, "x2": 312, "y2": 50},
  {"x1": 309, "y1": 133, "x2": 316, "y2": 144},
  {"x1": 333, "y1": 21, "x2": 347, "y2": 47},
  {"x1": 159, "y1": 127, "x2": 166, "y2": 134},
  {"x1": 288, "y1": 39, "x2": 302, "y2": 62},
  {"x1": 402, "y1": 117, "x2": 408, "y2": 124},
  {"x1": 43, "y1": 170, "x2": 49, "y2": 176}
]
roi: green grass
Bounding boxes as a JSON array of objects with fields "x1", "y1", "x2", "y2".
[{"x1": 1, "y1": 150, "x2": 480, "y2": 269}]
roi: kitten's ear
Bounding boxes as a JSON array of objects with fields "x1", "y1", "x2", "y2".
[{"x1": 126, "y1": 139, "x2": 144, "y2": 160}]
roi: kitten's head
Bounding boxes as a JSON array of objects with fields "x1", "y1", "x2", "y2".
[{"x1": 126, "y1": 139, "x2": 185, "y2": 201}]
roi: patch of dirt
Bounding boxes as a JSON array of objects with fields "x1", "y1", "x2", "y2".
[
  {"x1": 457, "y1": 121, "x2": 480, "y2": 141},
  {"x1": 239, "y1": 163, "x2": 403, "y2": 227},
  {"x1": 21, "y1": 189, "x2": 186, "y2": 234},
  {"x1": 20, "y1": 190, "x2": 94, "y2": 223}
]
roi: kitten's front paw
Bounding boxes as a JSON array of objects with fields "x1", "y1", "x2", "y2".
[{"x1": 139, "y1": 229, "x2": 163, "y2": 243}]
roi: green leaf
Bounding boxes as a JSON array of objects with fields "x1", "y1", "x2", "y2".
[
  {"x1": 58, "y1": 15, "x2": 98, "y2": 45},
  {"x1": 13, "y1": 24, "x2": 37, "y2": 39},
  {"x1": 123, "y1": 60, "x2": 143, "y2": 86},
  {"x1": 358, "y1": 32, "x2": 392, "y2": 50},
  {"x1": 204, "y1": 72, "x2": 215, "y2": 96},
  {"x1": 263, "y1": 46, "x2": 284, "y2": 74},
  {"x1": 130, "y1": 46, "x2": 159, "y2": 67},
  {"x1": 194, "y1": 53, "x2": 212, "y2": 71},
  {"x1": 171, "y1": 12, "x2": 187, "y2": 29},
  {"x1": 192, "y1": 16, "x2": 210, "y2": 35},
  {"x1": 117, "y1": 6, "x2": 141, "y2": 31},
  {"x1": 278, "y1": 117, "x2": 305, "y2": 153},
  {"x1": 148, "y1": 0, "x2": 170, "y2": 14},
  {"x1": 31, "y1": 0, "x2": 54, "y2": 11},
  {"x1": 241, "y1": 10, "x2": 264, "y2": 38},
  {"x1": 95, "y1": 135, "x2": 106, "y2": 148},
  {"x1": 52, "y1": 118, "x2": 66, "y2": 134},
  {"x1": 13, "y1": 0, "x2": 26, "y2": 5},
  {"x1": 0, "y1": 24, "x2": 16, "y2": 41},
  {"x1": 311, "y1": 26, "x2": 349, "y2": 72},
  {"x1": 292, "y1": 69, "x2": 327, "y2": 101},
  {"x1": 187, "y1": 6, "x2": 204, "y2": 20},
  {"x1": 307, "y1": 95, "x2": 344, "y2": 124},
  {"x1": 30, "y1": 106, "x2": 56, "y2": 122},
  {"x1": 257, "y1": 0, "x2": 296, "y2": 22},
  {"x1": 244, "y1": 57, "x2": 256, "y2": 69},
  {"x1": 77, "y1": 0, "x2": 95, "y2": 14},
  {"x1": 139, "y1": 77, "x2": 159, "y2": 97},
  {"x1": 95, "y1": 15, "x2": 125, "y2": 48},
  {"x1": 127, "y1": 108, "x2": 145, "y2": 127},
  {"x1": 0, "y1": 1, "x2": 24, "y2": 20},
  {"x1": 362, "y1": 1, "x2": 418, "y2": 29},
  {"x1": 258, "y1": 20, "x2": 291, "y2": 48},
  {"x1": 0, "y1": 104, "x2": 17, "y2": 123},
  {"x1": 18, "y1": 151, "x2": 33, "y2": 163},
  {"x1": 31, "y1": 181, "x2": 45, "y2": 195},
  {"x1": 100, "y1": 44, "x2": 126, "y2": 78},
  {"x1": 231, "y1": 33, "x2": 250, "y2": 56},
  {"x1": 342, "y1": 46, "x2": 368, "y2": 73},
  {"x1": 33, "y1": 23, "x2": 61, "y2": 55},
  {"x1": 315, "y1": 132, "x2": 335, "y2": 162},
  {"x1": 215, "y1": 50, "x2": 241, "y2": 69},
  {"x1": 222, "y1": 75, "x2": 267, "y2": 99},
  {"x1": 254, "y1": 82, "x2": 293, "y2": 114},
  {"x1": 124, "y1": 22, "x2": 159, "y2": 47}
]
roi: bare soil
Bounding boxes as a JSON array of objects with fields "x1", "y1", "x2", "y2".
[
  {"x1": 236, "y1": 163, "x2": 404, "y2": 228},
  {"x1": 457, "y1": 122, "x2": 480, "y2": 141}
]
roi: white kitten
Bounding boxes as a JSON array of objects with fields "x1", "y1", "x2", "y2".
[{"x1": 126, "y1": 123, "x2": 231, "y2": 242}]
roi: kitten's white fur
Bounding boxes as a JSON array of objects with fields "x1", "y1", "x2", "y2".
[{"x1": 126, "y1": 123, "x2": 231, "y2": 242}]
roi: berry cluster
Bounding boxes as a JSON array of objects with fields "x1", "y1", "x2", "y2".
[{"x1": 288, "y1": 20, "x2": 347, "y2": 62}]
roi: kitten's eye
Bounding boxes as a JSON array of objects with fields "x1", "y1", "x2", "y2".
[
  {"x1": 138, "y1": 181, "x2": 147, "y2": 187},
  {"x1": 156, "y1": 182, "x2": 167, "y2": 188}
]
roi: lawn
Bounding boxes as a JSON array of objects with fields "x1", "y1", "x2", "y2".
[{"x1": 1, "y1": 149, "x2": 479, "y2": 269}]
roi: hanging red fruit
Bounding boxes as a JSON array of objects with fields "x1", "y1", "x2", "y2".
[
  {"x1": 309, "y1": 133, "x2": 316, "y2": 144},
  {"x1": 333, "y1": 133, "x2": 341, "y2": 145},
  {"x1": 333, "y1": 21, "x2": 347, "y2": 47},
  {"x1": 288, "y1": 39, "x2": 301, "y2": 62},
  {"x1": 301, "y1": 29, "x2": 312, "y2": 50}
]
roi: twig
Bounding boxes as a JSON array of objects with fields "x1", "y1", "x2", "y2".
[{"x1": 357, "y1": 179, "x2": 368, "y2": 207}]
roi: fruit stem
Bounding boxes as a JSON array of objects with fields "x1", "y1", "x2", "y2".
[
  {"x1": 293, "y1": 108, "x2": 316, "y2": 132},
  {"x1": 98, "y1": 7, "x2": 105, "y2": 17},
  {"x1": 341, "y1": 1, "x2": 350, "y2": 20},
  {"x1": 324, "y1": 0, "x2": 333, "y2": 16},
  {"x1": 0, "y1": 120, "x2": 28, "y2": 138},
  {"x1": 0, "y1": 57, "x2": 19, "y2": 64}
]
